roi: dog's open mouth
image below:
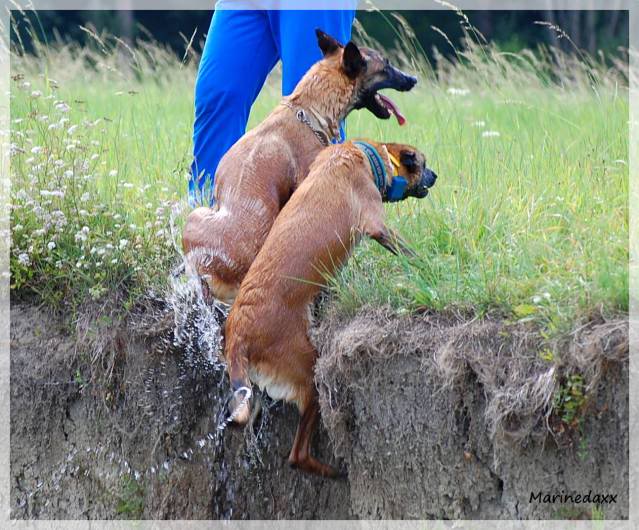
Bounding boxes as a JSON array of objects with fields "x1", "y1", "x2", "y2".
[{"x1": 364, "y1": 92, "x2": 406, "y2": 126}]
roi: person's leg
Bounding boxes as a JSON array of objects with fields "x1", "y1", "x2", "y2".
[
  {"x1": 190, "y1": 8, "x2": 278, "y2": 205},
  {"x1": 271, "y1": 8, "x2": 355, "y2": 96}
]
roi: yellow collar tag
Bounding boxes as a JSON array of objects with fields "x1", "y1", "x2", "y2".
[{"x1": 388, "y1": 153, "x2": 401, "y2": 174}]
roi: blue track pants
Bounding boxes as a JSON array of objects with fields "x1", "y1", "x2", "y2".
[{"x1": 189, "y1": 6, "x2": 355, "y2": 205}]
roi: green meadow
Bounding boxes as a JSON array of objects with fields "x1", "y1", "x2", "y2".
[{"x1": 9, "y1": 28, "x2": 629, "y2": 332}]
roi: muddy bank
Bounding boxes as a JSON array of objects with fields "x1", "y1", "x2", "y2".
[{"x1": 10, "y1": 301, "x2": 628, "y2": 519}]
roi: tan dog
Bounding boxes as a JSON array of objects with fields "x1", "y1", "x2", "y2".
[
  {"x1": 223, "y1": 139, "x2": 437, "y2": 477},
  {"x1": 182, "y1": 30, "x2": 417, "y2": 304}
]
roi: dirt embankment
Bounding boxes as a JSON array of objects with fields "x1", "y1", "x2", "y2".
[{"x1": 10, "y1": 301, "x2": 628, "y2": 519}]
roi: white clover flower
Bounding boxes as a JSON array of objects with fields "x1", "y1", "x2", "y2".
[
  {"x1": 47, "y1": 241, "x2": 56, "y2": 251},
  {"x1": 90, "y1": 154, "x2": 99, "y2": 161},
  {"x1": 80, "y1": 192, "x2": 90, "y2": 202},
  {"x1": 33, "y1": 228, "x2": 46, "y2": 237},
  {"x1": 63, "y1": 170, "x2": 73, "y2": 178},
  {"x1": 55, "y1": 102, "x2": 71, "y2": 113},
  {"x1": 82, "y1": 226, "x2": 90, "y2": 233},
  {"x1": 55, "y1": 260, "x2": 63, "y2": 269},
  {"x1": 18, "y1": 253, "x2": 30, "y2": 266},
  {"x1": 54, "y1": 159, "x2": 65, "y2": 167},
  {"x1": 105, "y1": 243, "x2": 114, "y2": 250},
  {"x1": 37, "y1": 115, "x2": 49, "y2": 122},
  {"x1": 111, "y1": 258, "x2": 118, "y2": 264},
  {"x1": 79, "y1": 209, "x2": 88, "y2": 217},
  {"x1": 123, "y1": 183, "x2": 133, "y2": 189},
  {"x1": 31, "y1": 146, "x2": 42, "y2": 154},
  {"x1": 482, "y1": 130, "x2": 501, "y2": 138},
  {"x1": 109, "y1": 170, "x2": 118, "y2": 177},
  {"x1": 119, "y1": 239, "x2": 129, "y2": 249},
  {"x1": 14, "y1": 224, "x2": 23, "y2": 231}
]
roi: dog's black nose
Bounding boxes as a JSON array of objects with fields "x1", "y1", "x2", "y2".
[{"x1": 422, "y1": 168, "x2": 437, "y2": 189}]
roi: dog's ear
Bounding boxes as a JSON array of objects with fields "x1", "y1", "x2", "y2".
[
  {"x1": 342, "y1": 42, "x2": 366, "y2": 79},
  {"x1": 316, "y1": 29, "x2": 342, "y2": 56},
  {"x1": 399, "y1": 150, "x2": 418, "y2": 170}
]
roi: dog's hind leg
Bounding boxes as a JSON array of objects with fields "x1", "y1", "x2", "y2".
[
  {"x1": 288, "y1": 395, "x2": 339, "y2": 478},
  {"x1": 225, "y1": 340, "x2": 252, "y2": 426}
]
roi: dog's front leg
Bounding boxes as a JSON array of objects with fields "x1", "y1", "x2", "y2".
[
  {"x1": 369, "y1": 226, "x2": 416, "y2": 257},
  {"x1": 359, "y1": 195, "x2": 417, "y2": 257}
]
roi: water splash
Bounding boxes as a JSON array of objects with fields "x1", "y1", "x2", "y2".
[{"x1": 13, "y1": 205, "x2": 273, "y2": 518}]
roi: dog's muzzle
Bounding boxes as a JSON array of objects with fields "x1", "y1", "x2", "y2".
[{"x1": 411, "y1": 168, "x2": 438, "y2": 198}]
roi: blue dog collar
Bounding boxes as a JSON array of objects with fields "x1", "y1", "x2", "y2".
[{"x1": 353, "y1": 141, "x2": 407, "y2": 202}]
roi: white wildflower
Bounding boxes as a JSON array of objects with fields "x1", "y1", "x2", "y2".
[
  {"x1": 31, "y1": 146, "x2": 42, "y2": 154},
  {"x1": 482, "y1": 130, "x2": 501, "y2": 138},
  {"x1": 31, "y1": 90, "x2": 42, "y2": 98},
  {"x1": 109, "y1": 170, "x2": 118, "y2": 177},
  {"x1": 18, "y1": 253, "x2": 30, "y2": 266},
  {"x1": 471, "y1": 120, "x2": 486, "y2": 128},
  {"x1": 67, "y1": 125, "x2": 78, "y2": 135},
  {"x1": 119, "y1": 239, "x2": 129, "y2": 249},
  {"x1": 447, "y1": 87, "x2": 470, "y2": 96},
  {"x1": 47, "y1": 241, "x2": 56, "y2": 251},
  {"x1": 55, "y1": 102, "x2": 71, "y2": 113}
]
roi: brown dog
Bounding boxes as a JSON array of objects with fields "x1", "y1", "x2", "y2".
[
  {"x1": 182, "y1": 30, "x2": 417, "y2": 304},
  {"x1": 224, "y1": 139, "x2": 437, "y2": 477}
]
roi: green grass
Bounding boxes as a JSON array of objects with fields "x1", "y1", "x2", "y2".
[{"x1": 9, "y1": 24, "x2": 629, "y2": 331}]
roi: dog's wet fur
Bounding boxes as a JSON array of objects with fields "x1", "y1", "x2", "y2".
[
  {"x1": 182, "y1": 30, "x2": 417, "y2": 304},
  {"x1": 224, "y1": 140, "x2": 437, "y2": 477}
]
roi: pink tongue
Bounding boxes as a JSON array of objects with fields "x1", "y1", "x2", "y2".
[{"x1": 378, "y1": 94, "x2": 406, "y2": 126}]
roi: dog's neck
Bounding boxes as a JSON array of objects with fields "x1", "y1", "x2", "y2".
[
  {"x1": 353, "y1": 141, "x2": 395, "y2": 194},
  {"x1": 286, "y1": 60, "x2": 356, "y2": 136}
]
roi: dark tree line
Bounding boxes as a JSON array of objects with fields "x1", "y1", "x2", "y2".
[{"x1": 11, "y1": 9, "x2": 629, "y2": 60}]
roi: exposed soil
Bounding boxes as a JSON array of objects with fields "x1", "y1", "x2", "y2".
[{"x1": 10, "y1": 301, "x2": 628, "y2": 519}]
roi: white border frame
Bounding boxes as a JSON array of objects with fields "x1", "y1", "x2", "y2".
[{"x1": 1, "y1": 1, "x2": 635, "y2": 527}]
